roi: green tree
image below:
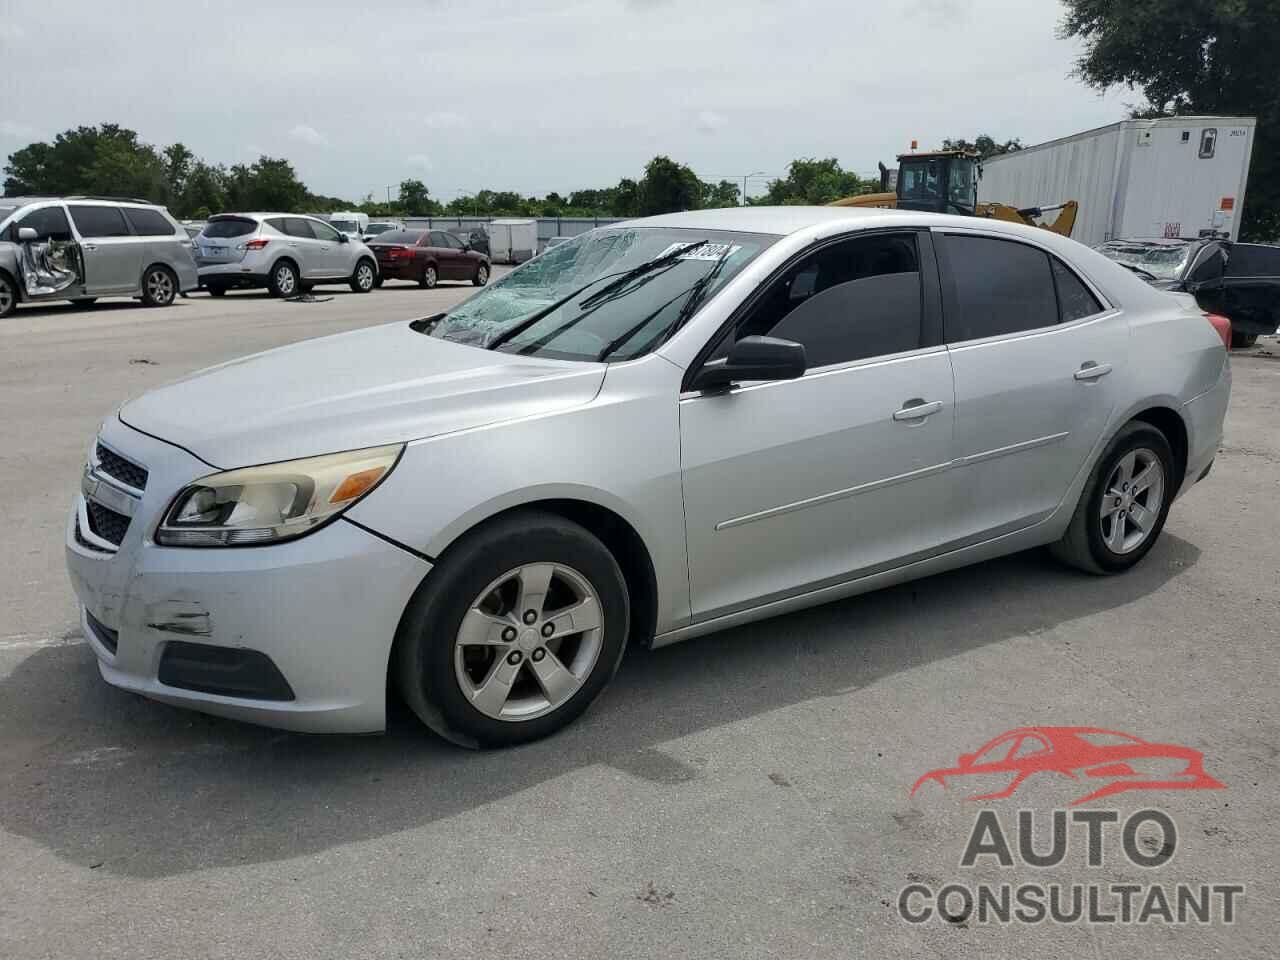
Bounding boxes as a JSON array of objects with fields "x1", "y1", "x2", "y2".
[
  {"x1": 702, "y1": 179, "x2": 741, "y2": 208},
  {"x1": 1060, "y1": 0, "x2": 1280, "y2": 239},
  {"x1": 940, "y1": 135, "x2": 1023, "y2": 160},
  {"x1": 397, "y1": 178, "x2": 435, "y2": 215},
  {"x1": 759, "y1": 158, "x2": 869, "y2": 205},
  {"x1": 178, "y1": 162, "x2": 227, "y2": 217},
  {"x1": 637, "y1": 156, "x2": 702, "y2": 215},
  {"x1": 3, "y1": 124, "x2": 168, "y2": 199},
  {"x1": 163, "y1": 142, "x2": 195, "y2": 201}
]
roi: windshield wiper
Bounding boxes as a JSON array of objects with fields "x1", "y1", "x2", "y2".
[
  {"x1": 1117, "y1": 262, "x2": 1159, "y2": 282},
  {"x1": 485, "y1": 239, "x2": 709, "y2": 351},
  {"x1": 594, "y1": 247, "x2": 734, "y2": 363}
]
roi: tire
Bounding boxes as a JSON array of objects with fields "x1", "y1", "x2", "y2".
[
  {"x1": 1050, "y1": 421, "x2": 1176, "y2": 575},
  {"x1": 268, "y1": 259, "x2": 300, "y2": 298},
  {"x1": 373, "y1": 274, "x2": 384, "y2": 288},
  {"x1": 419, "y1": 264, "x2": 438, "y2": 289},
  {"x1": 140, "y1": 265, "x2": 178, "y2": 307},
  {"x1": 395, "y1": 510, "x2": 630, "y2": 748},
  {"x1": 350, "y1": 258, "x2": 376, "y2": 293},
  {"x1": 0, "y1": 271, "x2": 16, "y2": 318},
  {"x1": 1231, "y1": 331, "x2": 1257, "y2": 349},
  {"x1": 206, "y1": 285, "x2": 227, "y2": 298},
  {"x1": 473, "y1": 262, "x2": 490, "y2": 287}
]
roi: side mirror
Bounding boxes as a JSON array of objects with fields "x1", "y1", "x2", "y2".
[
  {"x1": 337, "y1": 233, "x2": 349, "y2": 243},
  {"x1": 17, "y1": 226, "x2": 38, "y2": 242},
  {"x1": 691, "y1": 335, "x2": 806, "y2": 392}
]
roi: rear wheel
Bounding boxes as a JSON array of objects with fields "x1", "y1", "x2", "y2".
[
  {"x1": 268, "y1": 260, "x2": 299, "y2": 298},
  {"x1": 1231, "y1": 331, "x2": 1257, "y2": 349},
  {"x1": 419, "y1": 264, "x2": 438, "y2": 289},
  {"x1": 0, "y1": 272, "x2": 16, "y2": 318},
  {"x1": 140, "y1": 265, "x2": 177, "y2": 307},
  {"x1": 473, "y1": 262, "x2": 490, "y2": 287},
  {"x1": 1050, "y1": 422, "x2": 1175, "y2": 574},
  {"x1": 350, "y1": 258, "x2": 376, "y2": 293},
  {"x1": 395, "y1": 510, "x2": 629, "y2": 748}
]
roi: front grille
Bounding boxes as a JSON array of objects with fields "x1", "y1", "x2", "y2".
[
  {"x1": 85, "y1": 610, "x2": 119, "y2": 655},
  {"x1": 96, "y1": 443, "x2": 148, "y2": 490},
  {"x1": 86, "y1": 500, "x2": 130, "y2": 546}
]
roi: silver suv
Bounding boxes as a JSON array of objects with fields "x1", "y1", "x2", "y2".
[
  {"x1": 0, "y1": 196, "x2": 198, "y2": 318},
  {"x1": 195, "y1": 213, "x2": 379, "y2": 297}
]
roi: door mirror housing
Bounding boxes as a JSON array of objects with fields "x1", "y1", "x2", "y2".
[
  {"x1": 337, "y1": 232, "x2": 349, "y2": 243},
  {"x1": 691, "y1": 336, "x2": 807, "y2": 392},
  {"x1": 17, "y1": 226, "x2": 38, "y2": 243}
]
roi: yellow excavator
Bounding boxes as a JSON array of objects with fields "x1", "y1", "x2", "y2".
[{"x1": 830, "y1": 148, "x2": 1078, "y2": 237}]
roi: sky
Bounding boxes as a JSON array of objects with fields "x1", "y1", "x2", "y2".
[{"x1": 0, "y1": 0, "x2": 1135, "y2": 203}]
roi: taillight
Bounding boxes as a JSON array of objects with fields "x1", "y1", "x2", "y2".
[
  {"x1": 241, "y1": 238, "x2": 270, "y2": 251},
  {"x1": 1205, "y1": 312, "x2": 1232, "y2": 349},
  {"x1": 389, "y1": 246, "x2": 409, "y2": 258}
]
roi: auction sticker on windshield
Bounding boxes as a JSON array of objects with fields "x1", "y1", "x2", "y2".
[{"x1": 655, "y1": 241, "x2": 742, "y2": 261}]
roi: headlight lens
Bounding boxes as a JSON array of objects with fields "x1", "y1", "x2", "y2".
[{"x1": 156, "y1": 444, "x2": 403, "y2": 547}]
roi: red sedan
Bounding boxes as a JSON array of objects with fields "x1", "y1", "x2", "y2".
[
  {"x1": 910, "y1": 726, "x2": 1224, "y2": 806},
  {"x1": 367, "y1": 229, "x2": 490, "y2": 288}
]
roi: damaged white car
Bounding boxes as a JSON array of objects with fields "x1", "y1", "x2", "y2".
[{"x1": 0, "y1": 197, "x2": 198, "y2": 317}]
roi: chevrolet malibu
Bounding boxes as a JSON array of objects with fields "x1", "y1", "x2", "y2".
[{"x1": 66, "y1": 208, "x2": 1230, "y2": 747}]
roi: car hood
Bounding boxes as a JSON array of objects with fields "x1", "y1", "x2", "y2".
[{"x1": 119, "y1": 321, "x2": 605, "y2": 468}]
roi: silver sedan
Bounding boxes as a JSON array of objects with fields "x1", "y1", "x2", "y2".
[{"x1": 66, "y1": 207, "x2": 1230, "y2": 746}]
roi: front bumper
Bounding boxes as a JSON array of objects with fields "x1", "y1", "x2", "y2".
[{"x1": 65, "y1": 418, "x2": 431, "y2": 733}]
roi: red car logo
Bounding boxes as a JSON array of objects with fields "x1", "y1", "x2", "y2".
[{"x1": 910, "y1": 727, "x2": 1224, "y2": 806}]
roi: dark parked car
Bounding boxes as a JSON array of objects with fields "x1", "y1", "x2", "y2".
[
  {"x1": 447, "y1": 226, "x2": 490, "y2": 257},
  {"x1": 1096, "y1": 237, "x2": 1280, "y2": 347},
  {"x1": 366, "y1": 229, "x2": 490, "y2": 288}
]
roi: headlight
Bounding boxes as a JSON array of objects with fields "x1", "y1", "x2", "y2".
[{"x1": 156, "y1": 444, "x2": 403, "y2": 547}]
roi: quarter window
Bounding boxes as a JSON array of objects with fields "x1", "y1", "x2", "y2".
[
  {"x1": 122, "y1": 207, "x2": 176, "y2": 237},
  {"x1": 1051, "y1": 258, "x2": 1103, "y2": 322},
  {"x1": 719, "y1": 232, "x2": 924, "y2": 368},
  {"x1": 943, "y1": 234, "x2": 1058, "y2": 341},
  {"x1": 14, "y1": 205, "x2": 73, "y2": 242},
  {"x1": 68, "y1": 205, "x2": 131, "y2": 238}
]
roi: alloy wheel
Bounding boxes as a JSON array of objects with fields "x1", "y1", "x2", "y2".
[
  {"x1": 356, "y1": 262, "x2": 374, "y2": 291},
  {"x1": 275, "y1": 264, "x2": 296, "y2": 295},
  {"x1": 0, "y1": 276, "x2": 13, "y2": 315},
  {"x1": 1099, "y1": 447, "x2": 1164, "y2": 555},
  {"x1": 147, "y1": 269, "x2": 174, "y2": 304},
  {"x1": 453, "y1": 562, "x2": 604, "y2": 721}
]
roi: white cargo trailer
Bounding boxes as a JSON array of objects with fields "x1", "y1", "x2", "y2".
[
  {"x1": 978, "y1": 116, "x2": 1256, "y2": 247},
  {"x1": 487, "y1": 219, "x2": 538, "y2": 264}
]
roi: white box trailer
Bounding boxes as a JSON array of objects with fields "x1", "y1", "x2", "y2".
[
  {"x1": 978, "y1": 116, "x2": 1256, "y2": 247},
  {"x1": 488, "y1": 219, "x2": 538, "y2": 264}
]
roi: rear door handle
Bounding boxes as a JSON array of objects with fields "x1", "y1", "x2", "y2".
[
  {"x1": 83, "y1": 243, "x2": 98, "y2": 251},
  {"x1": 893, "y1": 399, "x2": 943, "y2": 421},
  {"x1": 1074, "y1": 361, "x2": 1113, "y2": 381}
]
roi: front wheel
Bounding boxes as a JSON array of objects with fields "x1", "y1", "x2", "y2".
[
  {"x1": 1050, "y1": 422, "x2": 1175, "y2": 574},
  {"x1": 473, "y1": 263, "x2": 490, "y2": 287},
  {"x1": 140, "y1": 266, "x2": 177, "y2": 307},
  {"x1": 0, "y1": 272, "x2": 16, "y2": 318},
  {"x1": 395, "y1": 510, "x2": 630, "y2": 748},
  {"x1": 350, "y1": 259, "x2": 376, "y2": 293},
  {"x1": 268, "y1": 260, "x2": 299, "y2": 298}
]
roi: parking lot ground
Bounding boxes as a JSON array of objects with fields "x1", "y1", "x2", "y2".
[{"x1": 1, "y1": 296, "x2": 1278, "y2": 958}]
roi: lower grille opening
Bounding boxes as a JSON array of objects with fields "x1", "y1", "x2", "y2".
[
  {"x1": 85, "y1": 610, "x2": 119, "y2": 655},
  {"x1": 158, "y1": 641, "x2": 296, "y2": 702},
  {"x1": 86, "y1": 500, "x2": 130, "y2": 546}
]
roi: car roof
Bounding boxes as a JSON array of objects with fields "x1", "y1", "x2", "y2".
[{"x1": 618, "y1": 205, "x2": 912, "y2": 236}]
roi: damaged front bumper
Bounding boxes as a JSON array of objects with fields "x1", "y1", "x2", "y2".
[{"x1": 65, "y1": 417, "x2": 432, "y2": 733}]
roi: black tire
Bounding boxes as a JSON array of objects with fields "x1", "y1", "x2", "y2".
[
  {"x1": 373, "y1": 274, "x2": 384, "y2": 288},
  {"x1": 0, "y1": 270, "x2": 16, "y2": 318},
  {"x1": 419, "y1": 263, "x2": 438, "y2": 289},
  {"x1": 395, "y1": 510, "x2": 630, "y2": 748},
  {"x1": 1049, "y1": 421, "x2": 1176, "y2": 575},
  {"x1": 140, "y1": 265, "x2": 178, "y2": 307},
  {"x1": 350, "y1": 258, "x2": 376, "y2": 293},
  {"x1": 206, "y1": 285, "x2": 227, "y2": 297},
  {"x1": 267, "y1": 259, "x2": 300, "y2": 298},
  {"x1": 473, "y1": 262, "x2": 490, "y2": 287},
  {"x1": 1231, "y1": 331, "x2": 1257, "y2": 349}
]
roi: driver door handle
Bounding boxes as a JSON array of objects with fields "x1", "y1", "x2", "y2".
[
  {"x1": 893, "y1": 399, "x2": 943, "y2": 421},
  {"x1": 1074, "y1": 361, "x2": 1113, "y2": 381}
]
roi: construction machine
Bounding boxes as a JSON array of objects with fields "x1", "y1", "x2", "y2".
[{"x1": 830, "y1": 149, "x2": 1078, "y2": 237}]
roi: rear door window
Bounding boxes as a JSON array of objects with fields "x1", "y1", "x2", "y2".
[
  {"x1": 1050, "y1": 257, "x2": 1104, "y2": 322},
  {"x1": 942, "y1": 234, "x2": 1058, "y2": 342},
  {"x1": 306, "y1": 219, "x2": 342, "y2": 242},
  {"x1": 428, "y1": 231, "x2": 451, "y2": 248},
  {"x1": 122, "y1": 207, "x2": 176, "y2": 236},
  {"x1": 14, "y1": 205, "x2": 73, "y2": 242},
  {"x1": 68, "y1": 205, "x2": 132, "y2": 238},
  {"x1": 284, "y1": 217, "x2": 319, "y2": 239}
]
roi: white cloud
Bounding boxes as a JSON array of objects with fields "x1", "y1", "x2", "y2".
[
  {"x1": 695, "y1": 110, "x2": 728, "y2": 134},
  {"x1": 422, "y1": 112, "x2": 466, "y2": 131},
  {"x1": 288, "y1": 124, "x2": 328, "y2": 147},
  {"x1": 0, "y1": 120, "x2": 39, "y2": 141},
  {"x1": 405, "y1": 154, "x2": 433, "y2": 172}
]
